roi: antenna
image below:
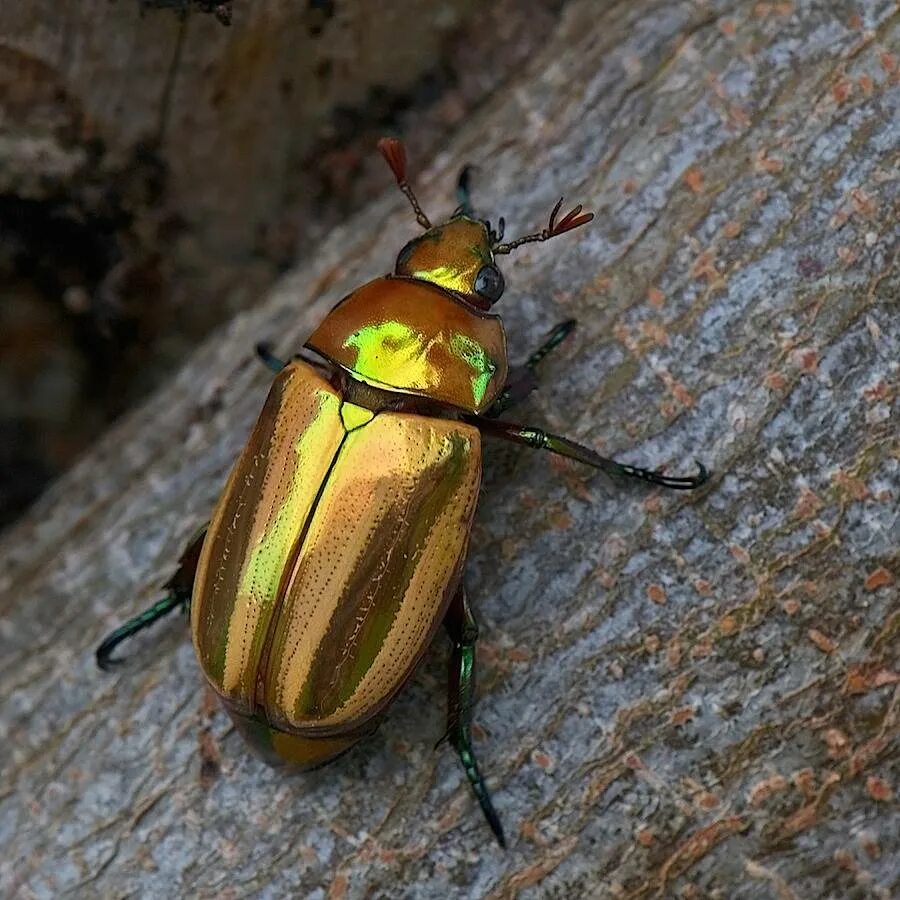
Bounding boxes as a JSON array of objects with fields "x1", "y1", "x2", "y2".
[
  {"x1": 493, "y1": 197, "x2": 593, "y2": 255},
  {"x1": 377, "y1": 138, "x2": 432, "y2": 230}
]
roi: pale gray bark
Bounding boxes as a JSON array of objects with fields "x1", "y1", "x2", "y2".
[{"x1": 1, "y1": 1, "x2": 899, "y2": 897}]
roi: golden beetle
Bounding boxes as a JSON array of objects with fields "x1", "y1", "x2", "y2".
[{"x1": 97, "y1": 139, "x2": 707, "y2": 846}]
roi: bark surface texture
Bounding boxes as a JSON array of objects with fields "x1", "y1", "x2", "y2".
[{"x1": 2, "y1": 1, "x2": 898, "y2": 897}]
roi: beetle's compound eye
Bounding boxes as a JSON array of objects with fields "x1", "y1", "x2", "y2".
[{"x1": 474, "y1": 264, "x2": 504, "y2": 304}]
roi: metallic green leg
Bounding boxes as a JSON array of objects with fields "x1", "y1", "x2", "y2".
[
  {"x1": 256, "y1": 342, "x2": 287, "y2": 373},
  {"x1": 487, "y1": 319, "x2": 577, "y2": 417},
  {"x1": 258, "y1": 342, "x2": 335, "y2": 379},
  {"x1": 442, "y1": 586, "x2": 506, "y2": 848},
  {"x1": 468, "y1": 415, "x2": 708, "y2": 490},
  {"x1": 456, "y1": 165, "x2": 475, "y2": 217},
  {"x1": 96, "y1": 526, "x2": 206, "y2": 670}
]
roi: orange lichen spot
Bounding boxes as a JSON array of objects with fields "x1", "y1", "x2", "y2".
[
  {"x1": 782, "y1": 598, "x2": 801, "y2": 616},
  {"x1": 729, "y1": 543, "x2": 751, "y2": 565},
  {"x1": 718, "y1": 615, "x2": 738, "y2": 636},
  {"x1": 831, "y1": 470, "x2": 869, "y2": 501},
  {"x1": 691, "y1": 639, "x2": 713, "y2": 660},
  {"x1": 647, "y1": 286, "x2": 666, "y2": 308},
  {"x1": 792, "y1": 486, "x2": 822, "y2": 519},
  {"x1": 640, "y1": 320, "x2": 669, "y2": 346},
  {"x1": 684, "y1": 167, "x2": 705, "y2": 194},
  {"x1": 328, "y1": 874, "x2": 349, "y2": 900},
  {"x1": 693, "y1": 579, "x2": 713, "y2": 597},
  {"x1": 644, "y1": 634, "x2": 661, "y2": 653},
  {"x1": 670, "y1": 706, "x2": 696, "y2": 726},
  {"x1": 532, "y1": 749, "x2": 555, "y2": 773},
  {"x1": 863, "y1": 380, "x2": 889, "y2": 402},
  {"x1": 850, "y1": 187, "x2": 877, "y2": 219},
  {"x1": 748, "y1": 773, "x2": 788, "y2": 806},
  {"x1": 792, "y1": 767, "x2": 817, "y2": 798},
  {"x1": 643, "y1": 494, "x2": 662, "y2": 514},
  {"x1": 833, "y1": 848, "x2": 857, "y2": 871},
  {"x1": 864, "y1": 567, "x2": 894, "y2": 591},
  {"x1": 857, "y1": 73, "x2": 874, "y2": 94},
  {"x1": 622, "y1": 177, "x2": 639, "y2": 195},
  {"x1": 657, "y1": 816, "x2": 746, "y2": 889},
  {"x1": 789, "y1": 346, "x2": 818, "y2": 372},
  {"x1": 823, "y1": 728, "x2": 850, "y2": 757},
  {"x1": 845, "y1": 665, "x2": 900, "y2": 694},
  {"x1": 808, "y1": 628, "x2": 837, "y2": 654},
  {"x1": 624, "y1": 752, "x2": 644, "y2": 770},
  {"x1": 549, "y1": 508, "x2": 573, "y2": 530},
  {"x1": 753, "y1": 150, "x2": 784, "y2": 174},
  {"x1": 859, "y1": 832, "x2": 881, "y2": 859},
  {"x1": 696, "y1": 791, "x2": 720, "y2": 811},
  {"x1": 691, "y1": 249, "x2": 720, "y2": 282},
  {"x1": 879, "y1": 51, "x2": 897, "y2": 76},
  {"x1": 666, "y1": 638, "x2": 682, "y2": 667},
  {"x1": 647, "y1": 584, "x2": 667, "y2": 605},
  {"x1": 865, "y1": 775, "x2": 892, "y2": 801},
  {"x1": 837, "y1": 245, "x2": 859, "y2": 265},
  {"x1": 719, "y1": 18, "x2": 737, "y2": 36},
  {"x1": 636, "y1": 825, "x2": 656, "y2": 847},
  {"x1": 849, "y1": 736, "x2": 888, "y2": 776},
  {"x1": 831, "y1": 78, "x2": 852, "y2": 104},
  {"x1": 847, "y1": 11, "x2": 863, "y2": 28},
  {"x1": 722, "y1": 220, "x2": 742, "y2": 239},
  {"x1": 507, "y1": 647, "x2": 531, "y2": 663}
]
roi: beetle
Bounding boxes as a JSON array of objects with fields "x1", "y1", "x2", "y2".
[{"x1": 97, "y1": 138, "x2": 708, "y2": 846}]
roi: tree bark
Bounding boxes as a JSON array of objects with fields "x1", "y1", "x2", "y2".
[{"x1": 2, "y1": 1, "x2": 898, "y2": 897}]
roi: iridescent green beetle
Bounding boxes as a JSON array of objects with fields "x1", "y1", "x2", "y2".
[{"x1": 97, "y1": 139, "x2": 708, "y2": 846}]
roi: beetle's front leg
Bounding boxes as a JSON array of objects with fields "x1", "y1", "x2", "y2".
[
  {"x1": 440, "y1": 585, "x2": 506, "y2": 848},
  {"x1": 257, "y1": 342, "x2": 336, "y2": 379},
  {"x1": 467, "y1": 416, "x2": 709, "y2": 490},
  {"x1": 486, "y1": 319, "x2": 577, "y2": 417},
  {"x1": 96, "y1": 525, "x2": 207, "y2": 670}
]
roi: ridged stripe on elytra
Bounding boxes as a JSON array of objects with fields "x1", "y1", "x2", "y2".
[
  {"x1": 191, "y1": 362, "x2": 346, "y2": 708},
  {"x1": 264, "y1": 413, "x2": 482, "y2": 731}
]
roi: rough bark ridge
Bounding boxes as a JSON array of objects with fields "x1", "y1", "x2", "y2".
[{"x1": 2, "y1": 1, "x2": 898, "y2": 897}]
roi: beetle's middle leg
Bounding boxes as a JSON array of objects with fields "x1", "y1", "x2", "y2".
[
  {"x1": 95, "y1": 526, "x2": 206, "y2": 670},
  {"x1": 467, "y1": 415, "x2": 709, "y2": 491},
  {"x1": 441, "y1": 585, "x2": 506, "y2": 848},
  {"x1": 487, "y1": 319, "x2": 577, "y2": 417}
]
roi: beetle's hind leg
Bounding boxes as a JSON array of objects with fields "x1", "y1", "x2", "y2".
[
  {"x1": 487, "y1": 319, "x2": 578, "y2": 417},
  {"x1": 440, "y1": 585, "x2": 506, "y2": 848},
  {"x1": 95, "y1": 526, "x2": 206, "y2": 670}
]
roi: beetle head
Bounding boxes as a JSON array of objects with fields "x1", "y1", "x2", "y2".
[{"x1": 377, "y1": 138, "x2": 593, "y2": 312}]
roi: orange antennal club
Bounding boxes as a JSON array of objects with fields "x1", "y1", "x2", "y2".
[
  {"x1": 377, "y1": 137, "x2": 432, "y2": 230},
  {"x1": 493, "y1": 197, "x2": 593, "y2": 255}
]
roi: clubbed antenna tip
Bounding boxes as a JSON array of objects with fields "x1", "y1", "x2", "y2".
[
  {"x1": 377, "y1": 137, "x2": 407, "y2": 184},
  {"x1": 494, "y1": 196, "x2": 594, "y2": 255},
  {"x1": 377, "y1": 137, "x2": 432, "y2": 230}
]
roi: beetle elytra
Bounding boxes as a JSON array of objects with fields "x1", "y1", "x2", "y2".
[{"x1": 97, "y1": 138, "x2": 708, "y2": 846}]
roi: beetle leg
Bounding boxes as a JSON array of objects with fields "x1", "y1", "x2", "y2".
[
  {"x1": 486, "y1": 319, "x2": 577, "y2": 417},
  {"x1": 256, "y1": 342, "x2": 287, "y2": 373},
  {"x1": 455, "y1": 165, "x2": 475, "y2": 217},
  {"x1": 257, "y1": 342, "x2": 336, "y2": 380},
  {"x1": 466, "y1": 416, "x2": 710, "y2": 491},
  {"x1": 95, "y1": 526, "x2": 207, "y2": 670},
  {"x1": 442, "y1": 585, "x2": 506, "y2": 848}
]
